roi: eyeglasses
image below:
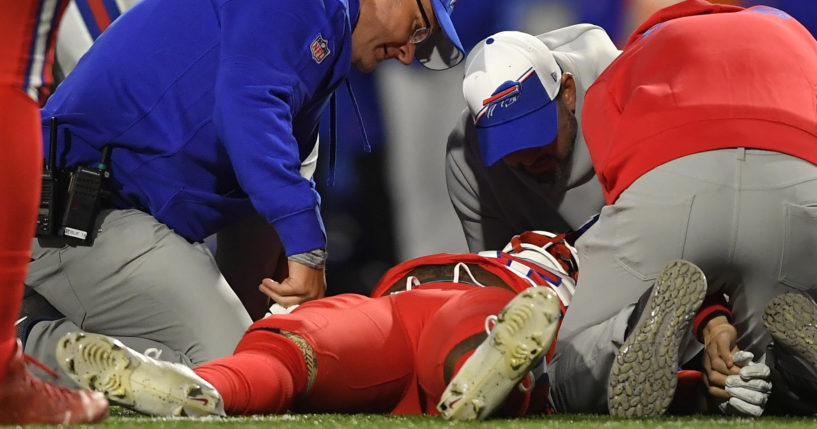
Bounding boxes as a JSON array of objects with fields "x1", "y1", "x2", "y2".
[{"x1": 409, "y1": 0, "x2": 432, "y2": 44}]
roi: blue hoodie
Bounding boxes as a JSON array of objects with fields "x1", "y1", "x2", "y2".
[{"x1": 41, "y1": 0, "x2": 358, "y2": 256}]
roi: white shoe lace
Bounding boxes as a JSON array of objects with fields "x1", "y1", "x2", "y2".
[
  {"x1": 518, "y1": 371, "x2": 536, "y2": 392},
  {"x1": 484, "y1": 314, "x2": 498, "y2": 335},
  {"x1": 453, "y1": 262, "x2": 485, "y2": 287},
  {"x1": 404, "y1": 276, "x2": 420, "y2": 292},
  {"x1": 144, "y1": 348, "x2": 163, "y2": 360}
]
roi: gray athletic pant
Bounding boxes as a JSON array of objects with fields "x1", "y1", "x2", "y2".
[
  {"x1": 549, "y1": 148, "x2": 817, "y2": 413},
  {"x1": 25, "y1": 209, "x2": 252, "y2": 386}
]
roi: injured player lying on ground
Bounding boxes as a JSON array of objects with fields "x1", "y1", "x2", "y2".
[
  {"x1": 53, "y1": 231, "x2": 759, "y2": 419},
  {"x1": 53, "y1": 231, "x2": 576, "y2": 418}
]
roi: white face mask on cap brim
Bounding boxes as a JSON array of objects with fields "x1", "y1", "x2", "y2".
[
  {"x1": 416, "y1": 29, "x2": 464, "y2": 70},
  {"x1": 414, "y1": 0, "x2": 464, "y2": 70}
]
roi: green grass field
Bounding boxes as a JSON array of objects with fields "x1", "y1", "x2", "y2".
[{"x1": 24, "y1": 409, "x2": 817, "y2": 429}]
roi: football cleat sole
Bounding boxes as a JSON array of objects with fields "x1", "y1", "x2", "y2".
[
  {"x1": 56, "y1": 332, "x2": 225, "y2": 417},
  {"x1": 763, "y1": 292, "x2": 817, "y2": 370},
  {"x1": 437, "y1": 286, "x2": 561, "y2": 420},
  {"x1": 608, "y1": 259, "x2": 707, "y2": 418}
]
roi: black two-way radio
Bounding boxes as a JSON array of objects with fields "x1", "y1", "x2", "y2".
[
  {"x1": 35, "y1": 117, "x2": 112, "y2": 245},
  {"x1": 60, "y1": 145, "x2": 110, "y2": 242},
  {"x1": 35, "y1": 117, "x2": 60, "y2": 236}
]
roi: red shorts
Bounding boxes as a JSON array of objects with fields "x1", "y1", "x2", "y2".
[{"x1": 238, "y1": 285, "x2": 516, "y2": 414}]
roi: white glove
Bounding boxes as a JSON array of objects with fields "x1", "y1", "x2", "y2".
[
  {"x1": 718, "y1": 351, "x2": 772, "y2": 417},
  {"x1": 264, "y1": 303, "x2": 299, "y2": 318}
]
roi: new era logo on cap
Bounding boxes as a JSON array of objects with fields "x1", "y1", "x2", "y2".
[{"x1": 462, "y1": 31, "x2": 563, "y2": 166}]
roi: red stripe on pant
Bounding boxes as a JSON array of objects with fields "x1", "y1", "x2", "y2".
[
  {"x1": 0, "y1": 2, "x2": 42, "y2": 90},
  {"x1": 87, "y1": 0, "x2": 112, "y2": 33}
]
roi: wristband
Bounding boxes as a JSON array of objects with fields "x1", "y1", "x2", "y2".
[
  {"x1": 288, "y1": 248, "x2": 328, "y2": 270},
  {"x1": 693, "y1": 294, "x2": 733, "y2": 343}
]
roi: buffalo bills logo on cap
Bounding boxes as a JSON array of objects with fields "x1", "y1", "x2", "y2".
[
  {"x1": 310, "y1": 34, "x2": 331, "y2": 64},
  {"x1": 476, "y1": 68, "x2": 538, "y2": 125},
  {"x1": 480, "y1": 82, "x2": 521, "y2": 121}
]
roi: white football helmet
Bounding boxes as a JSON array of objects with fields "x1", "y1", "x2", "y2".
[{"x1": 501, "y1": 230, "x2": 579, "y2": 280}]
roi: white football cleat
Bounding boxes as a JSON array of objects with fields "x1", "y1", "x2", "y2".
[
  {"x1": 437, "y1": 286, "x2": 561, "y2": 420},
  {"x1": 56, "y1": 332, "x2": 225, "y2": 417}
]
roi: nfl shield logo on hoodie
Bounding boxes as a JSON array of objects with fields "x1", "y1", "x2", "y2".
[{"x1": 310, "y1": 34, "x2": 331, "y2": 64}]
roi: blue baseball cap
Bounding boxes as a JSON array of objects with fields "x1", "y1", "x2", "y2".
[
  {"x1": 414, "y1": 0, "x2": 464, "y2": 70},
  {"x1": 463, "y1": 32, "x2": 563, "y2": 166}
]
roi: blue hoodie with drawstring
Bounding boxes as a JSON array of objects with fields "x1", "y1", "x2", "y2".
[{"x1": 41, "y1": 0, "x2": 359, "y2": 256}]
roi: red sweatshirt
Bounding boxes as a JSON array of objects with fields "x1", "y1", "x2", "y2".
[{"x1": 583, "y1": 0, "x2": 817, "y2": 204}]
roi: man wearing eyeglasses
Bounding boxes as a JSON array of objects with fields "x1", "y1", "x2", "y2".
[
  {"x1": 23, "y1": 0, "x2": 465, "y2": 385},
  {"x1": 445, "y1": 24, "x2": 620, "y2": 253}
]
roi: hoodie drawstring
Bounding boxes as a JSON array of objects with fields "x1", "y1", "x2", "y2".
[
  {"x1": 345, "y1": 79, "x2": 372, "y2": 153},
  {"x1": 326, "y1": 78, "x2": 372, "y2": 186},
  {"x1": 328, "y1": 91, "x2": 337, "y2": 186}
]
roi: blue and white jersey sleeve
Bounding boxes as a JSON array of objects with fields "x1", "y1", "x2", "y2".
[{"x1": 56, "y1": 0, "x2": 140, "y2": 76}]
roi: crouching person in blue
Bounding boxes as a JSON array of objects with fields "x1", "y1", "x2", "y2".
[{"x1": 22, "y1": 0, "x2": 465, "y2": 385}]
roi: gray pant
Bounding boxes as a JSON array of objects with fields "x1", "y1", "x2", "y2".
[
  {"x1": 25, "y1": 209, "x2": 252, "y2": 385},
  {"x1": 549, "y1": 148, "x2": 817, "y2": 413}
]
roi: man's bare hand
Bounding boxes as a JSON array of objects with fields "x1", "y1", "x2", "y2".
[
  {"x1": 700, "y1": 315, "x2": 772, "y2": 416},
  {"x1": 258, "y1": 259, "x2": 326, "y2": 307},
  {"x1": 702, "y1": 315, "x2": 739, "y2": 400}
]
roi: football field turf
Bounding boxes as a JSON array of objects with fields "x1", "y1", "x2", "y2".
[{"x1": 38, "y1": 409, "x2": 817, "y2": 429}]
